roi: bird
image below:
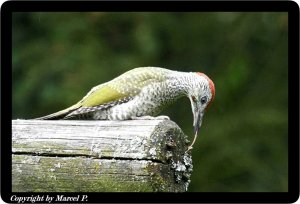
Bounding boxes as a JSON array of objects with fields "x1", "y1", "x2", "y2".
[{"x1": 36, "y1": 67, "x2": 215, "y2": 150}]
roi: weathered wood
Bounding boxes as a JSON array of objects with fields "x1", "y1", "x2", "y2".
[{"x1": 12, "y1": 119, "x2": 193, "y2": 192}]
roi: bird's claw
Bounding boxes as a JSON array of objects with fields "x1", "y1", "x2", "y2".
[
  {"x1": 131, "y1": 115, "x2": 170, "y2": 120},
  {"x1": 155, "y1": 115, "x2": 170, "y2": 120}
]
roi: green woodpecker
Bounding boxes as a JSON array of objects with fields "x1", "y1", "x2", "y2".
[{"x1": 36, "y1": 67, "x2": 215, "y2": 150}]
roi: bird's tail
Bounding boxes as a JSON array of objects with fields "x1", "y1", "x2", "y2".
[{"x1": 34, "y1": 104, "x2": 80, "y2": 120}]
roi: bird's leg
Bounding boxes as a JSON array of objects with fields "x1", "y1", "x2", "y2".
[{"x1": 131, "y1": 115, "x2": 170, "y2": 120}]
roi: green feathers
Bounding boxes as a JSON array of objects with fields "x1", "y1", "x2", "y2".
[
  {"x1": 36, "y1": 67, "x2": 166, "y2": 120},
  {"x1": 80, "y1": 86, "x2": 127, "y2": 107},
  {"x1": 80, "y1": 67, "x2": 166, "y2": 107}
]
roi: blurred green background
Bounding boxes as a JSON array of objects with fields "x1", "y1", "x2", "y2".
[{"x1": 12, "y1": 12, "x2": 288, "y2": 192}]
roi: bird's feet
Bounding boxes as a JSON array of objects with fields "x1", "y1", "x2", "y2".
[
  {"x1": 131, "y1": 115, "x2": 170, "y2": 120},
  {"x1": 155, "y1": 115, "x2": 170, "y2": 120}
]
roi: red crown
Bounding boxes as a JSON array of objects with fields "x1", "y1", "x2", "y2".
[{"x1": 196, "y1": 72, "x2": 215, "y2": 106}]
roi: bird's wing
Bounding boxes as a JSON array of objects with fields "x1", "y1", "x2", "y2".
[
  {"x1": 80, "y1": 68, "x2": 165, "y2": 106},
  {"x1": 36, "y1": 67, "x2": 166, "y2": 120},
  {"x1": 79, "y1": 84, "x2": 128, "y2": 107},
  {"x1": 64, "y1": 67, "x2": 167, "y2": 118}
]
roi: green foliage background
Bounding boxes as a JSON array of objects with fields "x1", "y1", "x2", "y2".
[{"x1": 12, "y1": 12, "x2": 288, "y2": 192}]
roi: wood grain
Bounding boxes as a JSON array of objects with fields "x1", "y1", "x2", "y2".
[{"x1": 12, "y1": 119, "x2": 193, "y2": 192}]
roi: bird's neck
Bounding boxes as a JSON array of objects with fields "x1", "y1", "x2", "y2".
[{"x1": 165, "y1": 71, "x2": 195, "y2": 98}]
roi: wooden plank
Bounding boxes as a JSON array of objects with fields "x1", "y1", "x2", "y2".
[{"x1": 12, "y1": 119, "x2": 193, "y2": 192}]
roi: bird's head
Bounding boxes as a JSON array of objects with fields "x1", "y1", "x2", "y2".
[{"x1": 188, "y1": 72, "x2": 215, "y2": 139}]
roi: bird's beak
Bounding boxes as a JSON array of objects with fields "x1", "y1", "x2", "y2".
[
  {"x1": 186, "y1": 107, "x2": 204, "y2": 152},
  {"x1": 193, "y1": 109, "x2": 203, "y2": 136}
]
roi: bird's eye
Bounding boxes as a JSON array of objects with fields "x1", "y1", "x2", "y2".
[
  {"x1": 200, "y1": 96, "x2": 208, "y2": 105},
  {"x1": 192, "y1": 95, "x2": 197, "y2": 102}
]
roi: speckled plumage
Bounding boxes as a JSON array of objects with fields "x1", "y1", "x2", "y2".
[
  {"x1": 36, "y1": 67, "x2": 215, "y2": 150},
  {"x1": 37, "y1": 67, "x2": 215, "y2": 121},
  {"x1": 39, "y1": 67, "x2": 213, "y2": 120}
]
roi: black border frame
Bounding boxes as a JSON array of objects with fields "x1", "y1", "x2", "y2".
[{"x1": 1, "y1": 1, "x2": 299, "y2": 203}]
